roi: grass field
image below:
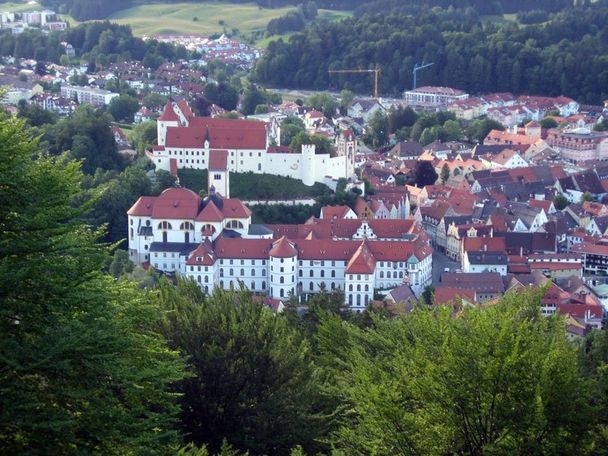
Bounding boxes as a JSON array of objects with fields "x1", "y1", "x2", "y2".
[
  {"x1": 0, "y1": 1, "x2": 43, "y2": 12},
  {"x1": 107, "y1": 2, "x2": 298, "y2": 36}
]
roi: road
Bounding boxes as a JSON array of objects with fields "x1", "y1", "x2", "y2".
[{"x1": 432, "y1": 250, "x2": 459, "y2": 285}]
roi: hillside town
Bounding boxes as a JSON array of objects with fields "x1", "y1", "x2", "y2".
[{"x1": 2, "y1": 30, "x2": 608, "y2": 337}]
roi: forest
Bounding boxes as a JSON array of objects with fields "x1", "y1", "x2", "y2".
[
  {"x1": 3, "y1": 107, "x2": 608, "y2": 454},
  {"x1": 254, "y1": 0, "x2": 608, "y2": 104},
  {"x1": 0, "y1": 21, "x2": 190, "y2": 68}
]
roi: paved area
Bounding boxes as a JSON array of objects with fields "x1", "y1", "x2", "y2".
[{"x1": 432, "y1": 250, "x2": 459, "y2": 285}]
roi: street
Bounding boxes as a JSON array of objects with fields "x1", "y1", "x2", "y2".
[{"x1": 432, "y1": 250, "x2": 460, "y2": 285}]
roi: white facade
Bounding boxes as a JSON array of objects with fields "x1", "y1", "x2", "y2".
[{"x1": 151, "y1": 101, "x2": 356, "y2": 187}]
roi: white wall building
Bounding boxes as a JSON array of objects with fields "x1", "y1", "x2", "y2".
[
  {"x1": 127, "y1": 188, "x2": 433, "y2": 309},
  {"x1": 149, "y1": 100, "x2": 356, "y2": 186}
]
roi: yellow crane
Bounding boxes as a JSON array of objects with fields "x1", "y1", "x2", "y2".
[{"x1": 328, "y1": 66, "x2": 381, "y2": 98}]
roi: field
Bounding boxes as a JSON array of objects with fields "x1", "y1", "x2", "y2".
[
  {"x1": 0, "y1": 1, "x2": 43, "y2": 12},
  {"x1": 107, "y1": 2, "x2": 298, "y2": 37}
]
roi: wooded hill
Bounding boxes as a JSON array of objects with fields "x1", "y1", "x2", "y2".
[{"x1": 253, "y1": 1, "x2": 608, "y2": 104}]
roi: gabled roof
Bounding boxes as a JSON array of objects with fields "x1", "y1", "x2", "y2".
[
  {"x1": 158, "y1": 100, "x2": 180, "y2": 121},
  {"x1": 196, "y1": 200, "x2": 224, "y2": 222},
  {"x1": 186, "y1": 240, "x2": 216, "y2": 266},
  {"x1": 345, "y1": 241, "x2": 376, "y2": 274}
]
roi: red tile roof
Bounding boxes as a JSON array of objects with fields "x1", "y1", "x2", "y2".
[
  {"x1": 434, "y1": 286, "x2": 476, "y2": 305},
  {"x1": 209, "y1": 149, "x2": 228, "y2": 171},
  {"x1": 151, "y1": 188, "x2": 201, "y2": 219},
  {"x1": 196, "y1": 201, "x2": 224, "y2": 222},
  {"x1": 462, "y1": 237, "x2": 506, "y2": 253},
  {"x1": 176, "y1": 99, "x2": 194, "y2": 119},
  {"x1": 158, "y1": 100, "x2": 180, "y2": 121},
  {"x1": 222, "y1": 198, "x2": 252, "y2": 219},
  {"x1": 320, "y1": 205, "x2": 352, "y2": 219},
  {"x1": 167, "y1": 117, "x2": 267, "y2": 150},
  {"x1": 346, "y1": 241, "x2": 376, "y2": 274},
  {"x1": 214, "y1": 237, "x2": 271, "y2": 259},
  {"x1": 127, "y1": 196, "x2": 156, "y2": 216},
  {"x1": 186, "y1": 240, "x2": 216, "y2": 266},
  {"x1": 269, "y1": 236, "x2": 297, "y2": 258}
]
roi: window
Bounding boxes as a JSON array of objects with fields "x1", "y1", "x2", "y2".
[
  {"x1": 349, "y1": 284, "x2": 353, "y2": 291},
  {"x1": 130, "y1": 228, "x2": 134, "y2": 239},
  {"x1": 280, "y1": 289, "x2": 284, "y2": 297},
  {"x1": 320, "y1": 270, "x2": 325, "y2": 278},
  {"x1": 226, "y1": 220, "x2": 244, "y2": 229},
  {"x1": 204, "y1": 275, "x2": 208, "y2": 283},
  {"x1": 280, "y1": 276, "x2": 284, "y2": 284},
  {"x1": 229, "y1": 268, "x2": 233, "y2": 275},
  {"x1": 201, "y1": 223, "x2": 217, "y2": 234},
  {"x1": 251, "y1": 281, "x2": 255, "y2": 290},
  {"x1": 309, "y1": 270, "x2": 313, "y2": 277},
  {"x1": 299, "y1": 270, "x2": 302, "y2": 277},
  {"x1": 158, "y1": 221, "x2": 172, "y2": 230},
  {"x1": 365, "y1": 284, "x2": 369, "y2": 291},
  {"x1": 331, "y1": 282, "x2": 335, "y2": 289},
  {"x1": 357, "y1": 284, "x2": 361, "y2": 291},
  {"x1": 357, "y1": 295, "x2": 361, "y2": 306},
  {"x1": 180, "y1": 222, "x2": 194, "y2": 231},
  {"x1": 262, "y1": 281, "x2": 266, "y2": 289},
  {"x1": 251, "y1": 269, "x2": 255, "y2": 276},
  {"x1": 349, "y1": 295, "x2": 353, "y2": 305},
  {"x1": 309, "y1": 282, "x2": 314, "y2": 291},
  {"x1": 214, "y1": 173, "x2": 221, "y2": 180},
  {"x1": 331, "y1": 270, "x2": 335, "y2": 277},
  {"x1": 220, "y1": 269, "x2": 224, "y2": 277}
]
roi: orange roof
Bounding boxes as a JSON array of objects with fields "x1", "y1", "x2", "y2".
[
  {"x1": 196, "y1": 201, "x2": 224, "y2": 222},
  {"x1": 209, "y1": 149, "x2": 228, "y2": 171},
  {"x1": 158, "y1": 100, "x2": 180, "y2": 121},
  {"x1": 127, "y1": 196, "x2": 156, "y2": 216},
  {"x1": 345, "y1": 241, "x2": 376, "y2": 274},
  {"x1": 151, "y1": 188, "x2": 201, "y2": 219},
  {"x1": 434, "y1": 287, "x2": 476, "y2": 305},
  {"x1": 269, "y1": 236, "x2": 297, "y2": 258},
  {"x1": 186, "y1": 240, "x2": 216, "y2": 266}
]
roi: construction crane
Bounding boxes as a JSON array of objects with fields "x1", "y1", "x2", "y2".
[
  {"x1": 412, "y1": 62, "x2": 434, "y2": 90},
  {"x1": 328, "y1": 67, "x2": 381, "y2": 98}
]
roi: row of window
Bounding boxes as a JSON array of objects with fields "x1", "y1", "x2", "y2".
[{"x1": 219, "y1": 268, "x2": 267, "y2": 277}]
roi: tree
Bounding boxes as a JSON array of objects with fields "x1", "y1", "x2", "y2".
[
  {"x1": 289, "y1": 131, "x2": 335, "y2": 156},
  {"x1": 0, "y1": 114, "x2": 185, "y2": 453},
  {"x1": 142, "y1": 92, "x2": 167, "y2": 110},
  {"x1": 108, "y1": 248, "x2": 135, "y2": 277},
  {"x1": 366, "y1": 109, "x2": 389, "y2": 148},
  {"x1": 306, "y1": 92, "x2": 338, "y2": 118},
  {"x1": 440, "y1": 163, "x2": 450, "y2": 184},
  {"x1": 413, "y1": 160, "x2": 438, "y2": 186},
  {"x1": 132, "y1": 120, "x2": 157, "y2": 153},
  {"x1": 465, "y1": 117, "x2": 505, "y2": 143},
  {"x1": 108, "y1": 94, "x2": 140, "y2": 122},
  {"x1": 581, "y1": 191, "x2": 593, "y2": 203},
  {"x1": 554, "y1": 194, "x2": 569, "y2": 210},
  {"x1": 540, "y1": 117, "x2": 558, "y2": 129},
  {"x1": 339, "y1": 89, "x2": 354, "y2": 112},
  {"x1": 319, "y1": 289, "x2": 594, "y2": 455},
  {"x1": 156, "y1": 279, "x2": 326, "y2": 455}
]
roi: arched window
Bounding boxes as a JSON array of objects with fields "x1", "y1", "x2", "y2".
[
  {"x1": 393, "y1": 271, "x2": 398, "y2": 278},
  {"x1": 309, "y1": 270, "x2": 314, "y2": 277},
  {"x1": 240, "y1": 269, "x2": 244, "y2": 276},
  {"x1": 357, "y1": 284, "x2": 361, "y2": 291},
  {"x1": 357, "y1": 295, "x2": 361, "y2": 306},
  {"x1": 365, "y1": 284, "x2": 369, "y2": 291},
  {"x1": 262, "y1": 281, "x2": 266, "y2": 289},
  {"x1": 309, "y1": 282, "x2": 314, "y2": 291},
  {"x1": 349, "y1": 284, "x2": 353, "y2": 291},
  {"x1": 130, "y1": 228, "x2": 134, "y2": 239},
  {"x1": 201, "y1": 224, "x2": 216, "y2": 235},
  {"x1": 349, "y1": 295, "x2": 353, "y2": 305},
  {"x1": 331, "y1": 282, "x2": 335, "y2": 289},
  {"x1": 320, "y1": 270, "x2": 325, "y2": 278},
  {"x1": 226, "y1": 220, "x2": 244, "y2": 229},
  {"x1": 331, "y1": 270, "x2": 335, "y2": 277},
  {"x1": 380, "y1": 271, "x2": 384, "y2": 278},
  {"x1": 204, "y1": 286, "x2": 208, "y2": 293},
  {"x1": 280, "y1": 276, "x2": 284, "y2": 284},
  {"x1": 158, "y1": 221, "x2": 172, "y2": 230},
  {"x1": 180, "y1": 221, "x2": 194, "y2": 230},
  {"x1": 229, "y1": 268, "x2": 233, "y2": 276},
  {"x1": 204, "y1": 275, "x2": 208, "y2": 283},
  {"x1": 251, "y1": 281, "x2": 255, "y2": 290},
  {"x1": 280, "y1": 289, "x2": 284, "y2": 297},
  {"x1": 251, "y1": 269, "x2": 255, "y2": 276}
]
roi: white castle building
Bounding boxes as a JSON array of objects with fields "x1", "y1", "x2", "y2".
[
  {"x1": 127, "y1": 187, "x2": 433, "y2": 309},
  {"x1": 148, "y1": 99, "x2": 356, "y2": 186}
]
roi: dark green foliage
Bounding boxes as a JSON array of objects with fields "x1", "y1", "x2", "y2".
[
  {"x1": 267, "y1": 11, "x2": 306, "y2": 35},
  {"x1": 289, "y1": 131, "x2": 336, "y2": 156},
  {"x1": 553, "y1": 194, "x2": 569, "y2": 210},
  {"x1": 203, "y1": 82, "x2": 239, "y2": 111},
  {"x1": 131, "y1": 120, "x2": 158, "y2": 153},
  {"x1": 318, "y1": 289, "x2": 594, "y2": 454},
  {"x1": 280, "y1": 116, "x2": 306, "y2": 146},
  {"x1": 42, "y1": 105, "x2": 125, "y2": 174},
  {"x1": 156, "y1": 279, "x2": 325, "y2": 455},
  {"x1": 177, "y1": 168, "x2": 209, "y2": 194},
  {"x1": 254, "y1": 2, "x2": 608, "y2": 103},
  {"x1": 108, "y1": 248, "x2": 135, "y2": 277},
  {"x1": 108, "y1": 94, "x2": 140, "y2": 122},
  {"x1": 250, "y1": 203, "x2": 319, "y2": 224},
  {"x1": 241, "y1": 85, "x2": 280, "y2": 115},
  {"x1": 465, "y1": 117, "x2": 505, "y2": 143},
  {"x1": 0, "y1": 114, "x2": 184, "y2": 453},
  {"x1": 17, "y1": 102, "x2": 57, "y2": 127},
  {"x1": 413, "y1": 160, "x2": 438, "y2": 186},
  {"x1": 231, "y1": 171, "x2": 332, "y2": 199},
  {"x1": 0, "y1": 22, "x2": 189, "y2": 68}
]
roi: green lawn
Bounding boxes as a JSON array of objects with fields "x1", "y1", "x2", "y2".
[
  {"x1": 0, "y1": 1, "x2": 43, "y2": 12},
  {"x1": 107, "y1": 2, "x2": 298, "y2": 36}
]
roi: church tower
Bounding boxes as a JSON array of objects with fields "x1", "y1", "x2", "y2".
[{"x1": 208, "y1": 150, "x2": 230, "y2": 198}]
